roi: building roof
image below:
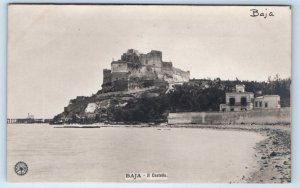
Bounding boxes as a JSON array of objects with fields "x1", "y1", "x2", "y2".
[
  {"x1": 226, "y1": 92, "x2": 254, "y2": 95},
  {"x1": 111, "y1": 60, "x2": 128, "y2": 64},
  {"x1": 256, "y1": 95, "x2": 280, "y2": 99}
]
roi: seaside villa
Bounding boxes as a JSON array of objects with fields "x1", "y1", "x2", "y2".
[
  {"x1": 254, "y1": 95, "x2": 281, "y2": 109},
  {"x1": 220, "y1": 85, "x2": 280, "y2": 112}
]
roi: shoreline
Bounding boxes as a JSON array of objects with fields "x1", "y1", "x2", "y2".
[{"x1": 168, "y1": 124, "x2": 291, "y2": 183}]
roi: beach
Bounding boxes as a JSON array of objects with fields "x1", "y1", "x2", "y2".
[
  {"x1": 169, "y1": 124, "x2": 291, "y2": 183},
  {"x1": 6, "y1": 124, "x2": 272, "y2": 183}
]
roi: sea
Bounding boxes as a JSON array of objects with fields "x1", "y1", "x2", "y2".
[{"x1": 7, "y1": 124, "x2": 264, "y2": 183}]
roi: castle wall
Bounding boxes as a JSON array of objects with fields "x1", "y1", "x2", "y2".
[
  {"x1": 161, "y1": 61, "x2": 173, "y2": 83},
  {"x1": 172, "y1": 67, "x2": 190, "y2": 83},
  {"x1": 162, "y1": 61, "x2": 173, "y2": 75},
  {"x1": 162, "y1": 61, "x2": 173, "y2": 69},
  {"x1": 121, "y1": 49, "x2": 141, "y2": 64},
  {"x1": 112, "y1": 72, "x2": 128, "y2": 82},
  {"x1": 111, "y1": 61, "x2": 128, "y2": 72},
  {"x1": 139, "y1": 54, "x2": 147, "y2": 65},
  {"x1": 145, "y1": 50, "x2": 162, "y2": 72},
  {"x1": 103, "y1": 69, "x2": 112, "y2": 84},
  {"x1": 101, "y1": 49, "x2": 190, "y2": 92},
  {"x1": 101, "y1": 69, "x2": 113, "y2": 93},
  {"x1": 113, "y1": 80, "x2": 129, "y2": 91}
]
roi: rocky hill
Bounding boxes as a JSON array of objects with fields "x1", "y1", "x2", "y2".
[
  {"x1": 51, "y1": 49, "x2": 290, "y2": 125},
  {"x1": 52, "y1": 80, "x2": 169, "y2": 124},
  {"x1": 52, "y1": 49, "x2": 190, "y2": 124}
]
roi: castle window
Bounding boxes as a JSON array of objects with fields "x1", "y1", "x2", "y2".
[
  {"x1": 265, "y1": 102, "x2": 268, "y2": 108},
  {"x1": 259, "y1": 101, "x2": 262, "y2": 107}
]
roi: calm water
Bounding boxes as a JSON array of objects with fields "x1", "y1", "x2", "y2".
[{"x1": 7, "y1": 124, "x2": 264, "y2": 183}]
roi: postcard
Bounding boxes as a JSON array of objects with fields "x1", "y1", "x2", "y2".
[{"x1": 7, "y1": 4, "x2": 291, "y2": 183}]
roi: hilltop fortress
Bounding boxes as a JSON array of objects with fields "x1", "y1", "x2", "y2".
[
  {"x1": 52, "y1": 49, "x2": 290, "y2": 125},
  {"x1": 52, "y1": 49, "x2": 190, "y2": 124},
  {"x1": 101, "y1": 49, "x2": 190, "y2": 92}
]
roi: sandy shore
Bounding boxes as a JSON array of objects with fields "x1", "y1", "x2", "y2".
[{"x1": 168, "y1": 124, "x2": 291, "y2": 183}]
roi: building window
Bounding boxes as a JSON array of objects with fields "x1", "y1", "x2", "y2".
[
  {"x1": 255, "y1": 101, "x2": 258, "y2": 107},
  {"x1": 230, "y1": 108, "x2": 234, "y2": 111},
  {"x1": 229, "y1": 97, "x2": 235, "y2": 106},
  {"x1": 265, "y1": 102, "x2": 268, "y2": 108},
  {"x1": 259, "y1": 101, "x2": 262, "y2": 107},
  {"x1": 241, "y1": 97, "x2": 247, "y2": 106}
]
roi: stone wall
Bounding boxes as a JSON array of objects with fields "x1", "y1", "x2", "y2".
[
  {"x1": 162, "y1": 61, "x2": 173, "y2": 75},
  {"x1": 111, "y1": 72, "x2": 128, "y2": 82},
  {"x1": 168, "y1": 107, "x2": 291, "y2": 125},
  {"x1": 121, "y1": 49, "x2": 141, "y2": 63},
  {"x1": 172, "y1": 67, "x2": 190, "y2": 83},
  {"x1": 111, "y1": 61, "x2": 128, "y2": 72},
  {"x1": 102, "y1": 69, "x2": 112, "y2": 84},
  {"x1": 113, "y1": 80, "x2": 129, "y2": 91},
  {"x1": 139, "y1": 50, "x2": 162, "y2": 65}
]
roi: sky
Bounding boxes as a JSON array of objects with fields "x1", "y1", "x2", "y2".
[{"x1": 7, "y1": 5, "x2": 291, "y2": 118}]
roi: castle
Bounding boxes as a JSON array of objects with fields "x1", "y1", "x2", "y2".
[{"x1": 101, "y1": 49, "x2": 190, "y2": 92}]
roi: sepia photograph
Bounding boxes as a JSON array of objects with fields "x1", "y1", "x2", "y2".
[{"x1": 7, "y1": 4, "x2": 291, "y2": 183}]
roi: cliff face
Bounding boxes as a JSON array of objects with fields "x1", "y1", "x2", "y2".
[
  {"x1": 52, "y1": 85, "x2": 167, "y2": 124},
  {"x1": 102, "y1": 49, "x2": 190, "y2": 93}
]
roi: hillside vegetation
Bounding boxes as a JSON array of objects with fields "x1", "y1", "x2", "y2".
[{"x1": 53, "y1": 76, "x2": 291, "y2": 124}]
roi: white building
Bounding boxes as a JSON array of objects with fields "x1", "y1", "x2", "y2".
[
  {"x1": 254, "y1": 95, "x2": 281, "y2": 109},
  {"x1": 220, "y1": 85, "x2": 254, "y2": 112},
  {"x1": 220, "y1": 85, "x2": 281, "y2": 112}
]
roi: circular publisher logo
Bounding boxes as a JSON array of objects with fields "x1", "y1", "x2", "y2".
[{"x1": 14, "y1": 161, "x2": 28, "y2": 176}]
